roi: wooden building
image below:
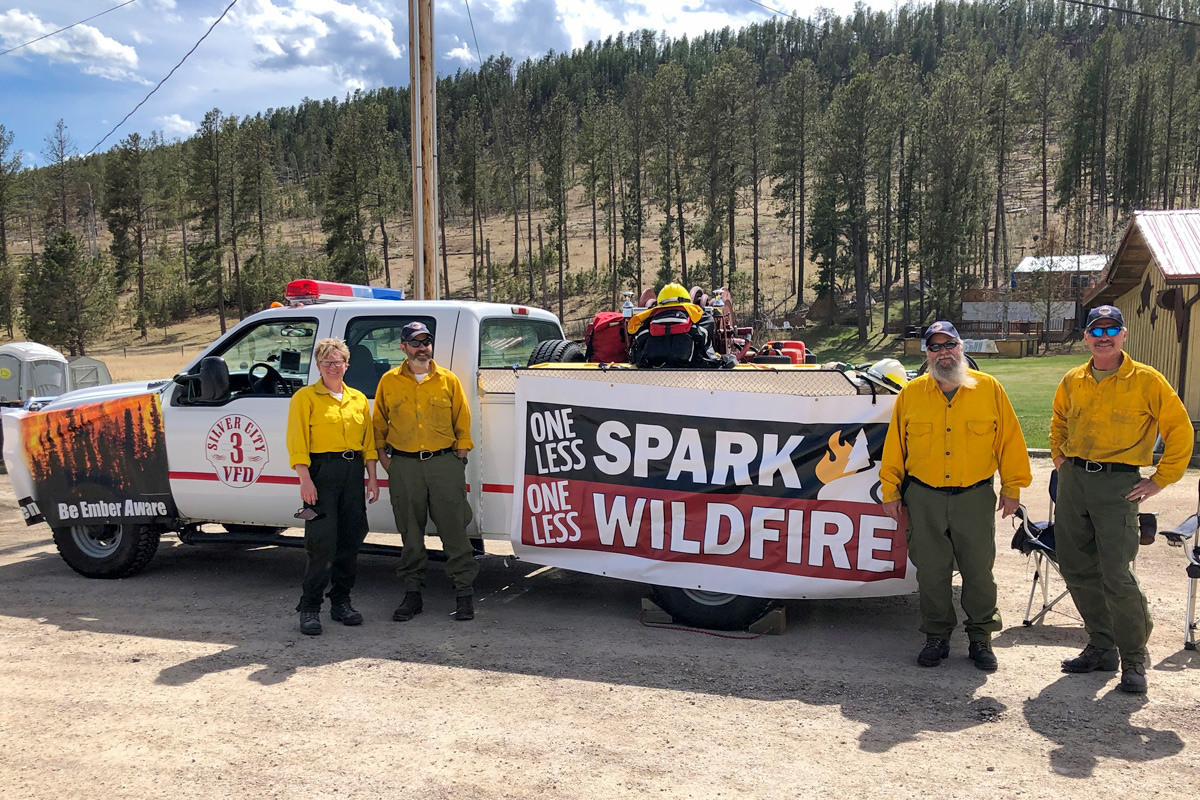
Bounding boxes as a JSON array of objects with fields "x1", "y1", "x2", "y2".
[{"x1": 1085, "y1": 210, "x2": 1200, "y2": 420}]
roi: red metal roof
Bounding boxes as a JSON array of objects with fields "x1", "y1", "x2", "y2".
[{"x1": 1135, "y1": 209, "x2": 1200, "y2": 283}]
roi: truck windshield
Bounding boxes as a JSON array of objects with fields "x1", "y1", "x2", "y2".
[
  {"x1": 215, "y1": 318, "x2": 318, "y2": 380},
  {"x1": 478, "y1": 318, "x2": 563, "y2": 367}
]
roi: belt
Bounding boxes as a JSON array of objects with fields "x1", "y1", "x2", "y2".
[
  {"x1": 907, "y1": 476, "x2": 993, "y2": 495},
  {"x1": 1069, "y1": 456, "x2": 1138, "y2": 474},
  {"x1": 387, "y1": 445, "x2": 453, "y2": 461},
  {"x1": 310, "y1": 450, "x2": 362, "y2": 461}
]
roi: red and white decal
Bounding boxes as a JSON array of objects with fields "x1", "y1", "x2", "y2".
[{"x1": 205, "y1": 414, "x2": 270, "y2": 488}]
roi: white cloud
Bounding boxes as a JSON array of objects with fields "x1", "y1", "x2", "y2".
[
  {"x1": 554, "y1": 0, "x2": 767, "y2": 52},
  {"x1": 445, "y1": 42, "x2": 474, "y2": 65},
  {"x1": 0, "y1": 9, "x2": 146, "y2": 83},
  {"x1": 156, "y1": 113, "x2": 197, "y2": 137},
  {"x1": 232, "y1": 0, "x2": 402, "y2": 84}
]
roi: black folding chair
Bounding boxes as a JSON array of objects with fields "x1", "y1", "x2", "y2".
[
  {"x1": 1012, "y1": 468, "x2": 1160, "y2": 628},
  {"x1": 1011, "y1": 471, "x2": 1069, "y2": 626},
  {"x1": 1158, "y1": 478, "x2": 1200, "y2": 650}
]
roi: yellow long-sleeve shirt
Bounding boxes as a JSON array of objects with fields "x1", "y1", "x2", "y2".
[
  {"x1": 286, "y1": 382, "x2": 378, "y2": 469},
  {"x1": 879, "y1": 371, "x2": 1031, "y2": 503},
  {"x1": 1049, "y1": 353, "x2": 1194, "y2": 488},
  {"x1": 372, "y1": 360, "x2": 474, "y2": 453}
]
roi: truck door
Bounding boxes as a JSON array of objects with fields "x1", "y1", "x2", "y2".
[
  {"x1": 333, "y1": 309, "x2": 459, "y2": 534},
  {"x1": 165, "y1": 315, "x2": 320, "y2": 527}
]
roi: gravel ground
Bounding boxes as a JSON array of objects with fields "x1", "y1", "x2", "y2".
[{"x1": 1, "y1": 460, "x2": 1198, "y2": 799}]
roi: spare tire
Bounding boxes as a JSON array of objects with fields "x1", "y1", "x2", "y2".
[
  {"x1": 528, "y1": 339, "x2": 586, "y2": 366},
  {"x1": 650, "y1": 585, "x2": 774, "y2": 631}
]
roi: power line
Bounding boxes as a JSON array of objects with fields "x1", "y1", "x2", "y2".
[
  {"x1": 1057, "y1": 0, "x2": 1200, "y2": 27},
  {"x1": 742, "y1": 0, "x2": 804, "y2": 22},
  {"x1": 87, "y1": 0, "x2": 239, "y2": 155},
  {"x1": 0, "y1": 0, "x2": 141, "y2": 57},
  {"x1": 461, "y1": 0, "x2": 499, "y2": 122}
]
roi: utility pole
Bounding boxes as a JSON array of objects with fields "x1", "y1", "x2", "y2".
[{"x1": 408, "y1": 0, "x2": 439, "y2": 299}]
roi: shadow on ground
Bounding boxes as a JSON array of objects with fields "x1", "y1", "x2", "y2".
[{"x1": 0, "y1": 537, "x2": 1185, "y2": 766}]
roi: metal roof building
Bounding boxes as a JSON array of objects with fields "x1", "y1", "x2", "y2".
[
  {"x1": 1087, "y1": 210, "x2": 1200, "y2": 420},
  {"x1": 1012, "y1": 254, "x2": 1108, "y2": 274}
]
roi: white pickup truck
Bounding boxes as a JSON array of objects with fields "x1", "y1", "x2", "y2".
[{"x1": 4, "y1": 280, "x2": 912, "y2": 629}]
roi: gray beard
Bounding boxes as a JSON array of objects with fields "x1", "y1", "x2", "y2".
[{"x1": 930, "y1": 357, "x2": 977, "y2": 389}]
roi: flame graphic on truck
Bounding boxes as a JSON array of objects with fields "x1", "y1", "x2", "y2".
[{"x1": 20, "y1": 392, "x2": 176, "y2": 526}]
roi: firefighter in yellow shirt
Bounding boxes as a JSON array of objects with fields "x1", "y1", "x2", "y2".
[
  {"x1": 372, "y1": 321, "x2": 477, "y2": 622},
  {"x1": 1050, "y1": 304, "x2": 1194, "y2": 694},
  {"x1": 286, "y1": 338, "x2": 380, "y2": 636},
  {"x1": 881, "y1": 321, "x2": 1031, "y2": 671}
]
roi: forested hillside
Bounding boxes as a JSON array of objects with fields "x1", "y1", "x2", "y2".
[{"x1": 0, "y1": 0, "x2": 1197, "y2": 354}]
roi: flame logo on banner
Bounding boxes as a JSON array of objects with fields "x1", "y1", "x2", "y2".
[{"x1": 815, "y1": 429, "x2": 881, "y2": 503}]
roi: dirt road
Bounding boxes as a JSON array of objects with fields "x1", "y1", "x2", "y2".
[{"x1": 1, "y1": 461, "x2": 1198, "y2": 799}]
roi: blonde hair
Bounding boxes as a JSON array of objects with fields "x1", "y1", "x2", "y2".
[{"x1": 314, "y1": 338, "x2": 350, "y2": 363}]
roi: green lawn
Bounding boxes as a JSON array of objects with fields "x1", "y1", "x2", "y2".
[
  {"x1": 978, "y1": 355, "x2": 1090, "y2": 449},
  {"x1": 887, "y1": 354, "x2": 1089, "y2": 450},
  {"x1": 787, "y1": 324, "x2": 1087, "y2": 450}
]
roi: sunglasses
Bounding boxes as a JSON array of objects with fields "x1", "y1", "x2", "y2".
[
  {"x1": 926, "y1": 340, "x2": 960, "y2": 352},
  {"x1": 318, "y1": 360, "x2": 348, "y2": 368},
  {"x1": 294, "y1": 505, "x2": 325, "y2": 522},
  {"x1": 407, "y1": 338, "x2": 434, "y2": 347},
  {"x1": 1087, "y1": 325, "x2": 1121, "y2": 338}
]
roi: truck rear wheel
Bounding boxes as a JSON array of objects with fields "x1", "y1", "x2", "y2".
[
  {"x1": 51, "y1": 523, "x2": 161, "y2": 579},
  {"x1": 650, "y1": 586, "x2": 774, "y2": 631},
  {"x1": 527, "y1": 339, "x2": 586, "y2": 365}
]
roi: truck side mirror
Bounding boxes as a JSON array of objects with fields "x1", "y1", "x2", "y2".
[
  {"x1": 197, "y1": 357, "x2": 230, "y2": 402},
  {"x1": 174, "y1": 357, "x2": 230, "y2": 404}
]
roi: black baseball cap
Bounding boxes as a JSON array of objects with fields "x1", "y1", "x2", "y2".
[
  {"x1": 1085, "y1": 305, "x2": 1124, "y2": 328},
  {"x1": 401, "y1": 321, "x2": 432, "y2": 342}
]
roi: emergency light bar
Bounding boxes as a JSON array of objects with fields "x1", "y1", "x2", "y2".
[{"x1": 284, "y1": 280, "x2": 406, "y2": 304}]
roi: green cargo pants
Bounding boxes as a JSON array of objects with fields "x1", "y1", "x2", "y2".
[
  {"x1": 1053, "y1": 459, "x2": 1151, "y2": 665},
  {"x1": 902, "y1": 480, "x2": 1002, "y2": 641},
  {"x1": 387, "y1": 450, "x2": 478, "y2": 597}
]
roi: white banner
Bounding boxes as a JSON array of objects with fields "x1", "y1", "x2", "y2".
[{"x1": 510, "y1": 376, "x2": 916, "y2": 599}]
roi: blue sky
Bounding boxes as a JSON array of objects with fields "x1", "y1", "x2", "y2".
[{"x1": 0, "y1": 0, "x2": 868, "y2": 166}]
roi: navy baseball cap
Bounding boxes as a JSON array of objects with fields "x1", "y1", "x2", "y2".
[
  {"x1": 401, "y1": 321, "x2": 432, "y2": 342},
  {"x1": 922, "y1": 320, "x2": 961, "y2": 348},
  {"x1": 1085, "y1": 305, "x2": 1124, "y2": 328}
]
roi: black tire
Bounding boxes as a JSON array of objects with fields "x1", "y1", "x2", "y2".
[
  {"x1": 650, "y1": 585, "x2": 774, "y2": 631},
  {"x1": 51, "y1": 523, "x2": 161, "y2": 578},
  {"x1": 222, "y1": 523, "x2": 286, "y2": 536},
  {"x1": 527, "y1": 339, "x2": 586, "y2": 366}
]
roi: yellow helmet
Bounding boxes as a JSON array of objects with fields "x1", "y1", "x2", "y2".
[{"x1": 657, "y1": 282, "x2": 689, "y2": 306}]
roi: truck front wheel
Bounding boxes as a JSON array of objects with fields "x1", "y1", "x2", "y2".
[
  {"x1": 650, "y1": 586, "x2": 774, "y2": 631},
  {"x1": 51, "y1": 523, "x2": 161, "y2": 579}
]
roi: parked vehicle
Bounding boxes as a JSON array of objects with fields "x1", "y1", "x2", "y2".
[{"x1": 2, "y1": 280, "x2": 909, "y2": 629}]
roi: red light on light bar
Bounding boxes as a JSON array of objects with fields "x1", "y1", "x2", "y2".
[{"x1": 285, "y1": 279, "x2": 355, "y2": 301}]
